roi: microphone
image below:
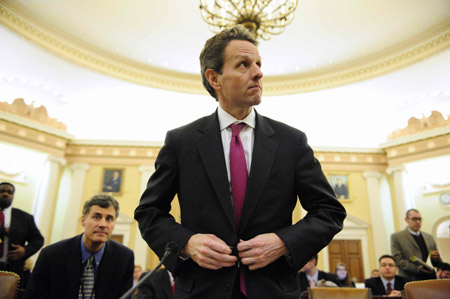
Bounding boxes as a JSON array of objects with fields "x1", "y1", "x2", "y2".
[{"x1": 119, "y1": 242, "x2": 178, "y2": 299}]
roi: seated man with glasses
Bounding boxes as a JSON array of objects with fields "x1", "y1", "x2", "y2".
[{"x1": 391, "y1": 209, "x2": 437, "y2": 281}]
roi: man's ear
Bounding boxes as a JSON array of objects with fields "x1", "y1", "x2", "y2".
[
  {"x1": 205, "y1": 69, "x2": 221, "y2": 91},
  {"x1": 81, "y1": 215, "x2": 85, "y2": 227}
]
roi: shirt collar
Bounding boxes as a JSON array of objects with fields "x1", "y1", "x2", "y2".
[
  {"x1": 380, "y1": 276, "x2": 395, "y2": 286},
  {"x1": 217, "y1": 106, "x2": 256, "y2": 131},
  {"x1": 80, "y1": 233, "x2": 106, "y2": 266},
  {"x1": 407, "y1": 228, "x2": 421, "y2": 236},
  {"x1": 306, "y1": 269, "x2": 319, "y2": 283}
]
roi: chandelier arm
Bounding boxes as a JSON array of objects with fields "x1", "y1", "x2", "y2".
[
  {"x1": 252, "y1": 0, "x2": 273, "y2": 17},
  {"x1": 214, "y1": 0, "x2": 241, "y2": 19},
  {"x1": 201, "y1": 5, "x2": 238, "y2": 23}
]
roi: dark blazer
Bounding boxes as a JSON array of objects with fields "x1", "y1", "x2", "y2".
[
  {"x1": 137, "y1": 269, "x2": 174, "y2": 299},
  {"x1": 298, "y1": 271, "x2": 342, "y2": 292},
  {"x1": 135, "y1": 110, "x2": 346, "y2": 299},
  {"x1": 364, "y1": 276, "x2": 409, "y2": 295},
  {"x1": 24, "y1": 234, "x2": 134, "y2": 299},
  {"x1": 1, "y1": 208, "x2": 44, "y2": 278}
]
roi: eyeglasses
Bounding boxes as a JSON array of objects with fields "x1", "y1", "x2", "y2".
[
  {"x1": 0, "y1": 189, "x2": 13, "y2": 194},
  {"x1": 408, "y1": 217, "x2": 422, "y2": 222}
]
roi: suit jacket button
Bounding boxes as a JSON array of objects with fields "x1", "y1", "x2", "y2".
[{"x1": 224, "y1": 283, "x2": 231, "y2": 291}]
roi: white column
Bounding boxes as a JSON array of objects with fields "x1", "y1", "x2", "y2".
[
  {"x1": 61, "y1": 163, "x2": 90, "y2": 239},
  {"x1": 363, "y1": 171, "x2": 389, "y2": 260},
  {"x1": 134, "y1": 165, "x2": 155, "y2": 268},
  {"x1": 33, "y1": 155, "x2": 66, "y2": 242},
  {"x1": 387, "y1": 165, "x2": 410, "y2": 230}
]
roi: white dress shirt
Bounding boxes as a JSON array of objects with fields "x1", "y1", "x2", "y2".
[{"x1": 217, "y1": 105, "x2": 255, "y2": 185}]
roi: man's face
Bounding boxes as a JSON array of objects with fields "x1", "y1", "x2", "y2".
[
  {"x1": 405, "y1": 210, "x2": 422, "y2": 232},
  {"x1": 379, "y1": 257, "x2": 397, "y2": 280},
  {"x1": 0, "y1": 184, "x2": 14, "y2": 210},
  {"x1": 81, "y1": 205, "x2": 116, "y2": 249},
  {"x1": 134, "y1": 266, "x2": 142, "y2": 280},
  {"x1": 113, "y1": 171, "x2": 119, "y2": 179},
  {"x1": 214, "y1": 40, "x2": 263, "y2": 113}
]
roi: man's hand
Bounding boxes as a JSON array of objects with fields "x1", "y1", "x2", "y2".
[
  {"x1": 418, "y1": 265, "x2": 434, "y2": 275},
  {"x1": 8, "y1": 244, "x2": 25, "y2": 261},
  {"x1": 237, "y1": 233, "x2": 289, "y2": 270},
  {"x1": 181, "y1": 234, "x2": 237, "y2": 270},
  {"x1": 388, "y1": 290, "x2": 402, "y2": 297}
]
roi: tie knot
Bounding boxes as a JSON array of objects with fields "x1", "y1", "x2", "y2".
[{"x1": 230, "y1": 123, "x2": 245, "y2": 137}]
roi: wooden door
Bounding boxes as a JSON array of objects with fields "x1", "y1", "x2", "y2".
[{"x1": 328, "y1": 239, "x2": 364, "y2": 282}]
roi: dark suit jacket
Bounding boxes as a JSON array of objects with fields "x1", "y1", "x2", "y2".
[
  {"x1": 0, "y1": 208, "x2": 44, "y2": 278},
  {"x1": 135, "y1": 110, "x2": 346, "y2": 299},
  {"x1": 24, "y1": 234, "x2": 134, "y2": 299},
  {"x1": 364, "y1": 276, "x2": 409, "y2": 295},
  {"x1": 137, "y1": 269, "x2": 174, "y2": 299},
  {"x1": 298, "y1": 270, "x2": 342, "y2": 292}
]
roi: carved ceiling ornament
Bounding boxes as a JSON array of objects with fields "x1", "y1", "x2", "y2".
[
  {"x1": 0, "y1": 98, "x2": 67, "y2": 130},
  {"x1": 388, "y1": 110, "x2": 450, "y2": 140}
]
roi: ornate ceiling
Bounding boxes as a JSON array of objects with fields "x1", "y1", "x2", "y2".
[
  {"x1": 1, "y1": 0, "x2": 450, "y2": 95},
  {"x1": 0, "y1": 0, "x2": 450, "y2": 148}
]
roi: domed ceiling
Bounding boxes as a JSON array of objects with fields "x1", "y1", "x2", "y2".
[{"x1": 0, "y1": 0, "x2": 450, "y2": 147}]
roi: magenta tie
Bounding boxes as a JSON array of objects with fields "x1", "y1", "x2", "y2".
[{"x1": 229, "y1": 123, "x2": 248, "y2": 296}]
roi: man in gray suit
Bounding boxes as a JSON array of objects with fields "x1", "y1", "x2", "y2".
[{"x1": 391, "y1": 209, "x2": 436, "y2": 281}]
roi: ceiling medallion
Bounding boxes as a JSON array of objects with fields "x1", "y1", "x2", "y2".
[{"x1": 199, "y1": 0, "x2": 299, "y2": 40}]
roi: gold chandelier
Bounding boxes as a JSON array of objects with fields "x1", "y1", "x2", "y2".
[{"x1": 199, "y1": 0, "x2": 299, "y2": 40}]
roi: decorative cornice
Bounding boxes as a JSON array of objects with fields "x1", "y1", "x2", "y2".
[{"x1": 1, "y1": 3, "x2": 450, "y2": 95}]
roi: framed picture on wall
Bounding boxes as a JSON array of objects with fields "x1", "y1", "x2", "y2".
[
  {"x1": 328, "y1": 174, "x2": 351, "y2": 201},
  {"x1": 102, "y1": 168, "x2": 124, "y2": 195}
]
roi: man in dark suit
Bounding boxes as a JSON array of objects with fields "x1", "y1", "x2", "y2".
[
  {"x1": 137, "y1": 268, "x2": 174, "y2": 299},
  {"x1": 0, "y1": 182, "x2": 44, "y2": 283},
  {"x1": 365, "y1": 255, "x2": 409, "y2": 296},
  {"x1": 25, "y1": 194, "x2": 134, "y2": 298},
  {"x1": 298, "y1": 255, "x2": 341, "y2": 293},
  {"x1": 135, "y1": 25, "x2": 346, "y2": 299}
]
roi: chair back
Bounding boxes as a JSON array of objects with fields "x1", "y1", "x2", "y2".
[
  {"x1": 308, "y1": 287, "x2": 372, "y2": 299},
  {"x1": 0, "y1": 270, "x2": 20, "y2": 299},
  {"x1": 404, "y1": 279, "x2": 450, "y2": 299}
]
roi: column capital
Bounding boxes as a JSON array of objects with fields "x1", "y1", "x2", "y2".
[
  {"x1": 139, "y1": 165, "x2": 155, "y2": 173},
  {"x1": 363, "y1": 171, "x2": 382, "y2": 179},
  {"x1": 69, "y1": 163, "x2": 90, "y2": 171},
  {"x1": 47, "y1": 155, "x2": 66, "y2": 166},
  {"x1": 386, "y1": 164, "x2": 405, "y2": 175}
]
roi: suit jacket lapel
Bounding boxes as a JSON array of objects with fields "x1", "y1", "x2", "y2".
[
  {"x1": 376, "y1": 277, "x2": 386, "y2": 295},
  {"x1": 195, "y1": 111, "x2": 235, "y2": 230},
  {"x1": 239, "y1": 112, "x2": 277, "y2": 233},
  {"x1": 404, "y1": 229, "x2": 420, "y2": 250},
  {"x1": 65, "y1": 235, "x2": 82, "y2": 295}
]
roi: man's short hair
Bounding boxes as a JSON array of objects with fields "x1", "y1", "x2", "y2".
[
  {"x1": 405, "y1": 208, "x2": 420, "y2": 218},
  {"x1": 199, "y1": 24, "x2": 258, "y2": 100},
  {"x1": 0, "y1": 182, "x2": 15, "y2": 193},
  {"x1": 378, "y1": 254, "x2": 396, "y2": 264},
  {"x1": 82, "y1": 194, "x2": 119, "y2": 218}
]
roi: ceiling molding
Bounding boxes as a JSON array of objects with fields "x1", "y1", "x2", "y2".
[{"x1": 1, "y1": 3, "x2": 450, "y2": 96}]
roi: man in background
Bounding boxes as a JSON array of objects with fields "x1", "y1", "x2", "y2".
[
  {"x1": 25, "y1": 194, "x2": 134, "y2": 298},
  {"x1": 0, "y1": 182, "x2": 43, "y2": 285},
  {"x1": 365, "y1": 254, "x2": 409, "y2": 296},
  {"x1": 430, "y1": 250, "x2": 450, "y2": 279},
  {"x1": 298, "y1": 255, "x2": 341, "y2": 293},
  {"x1": 391, "y1": 209, "x2": 436, "y2": 281}
]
